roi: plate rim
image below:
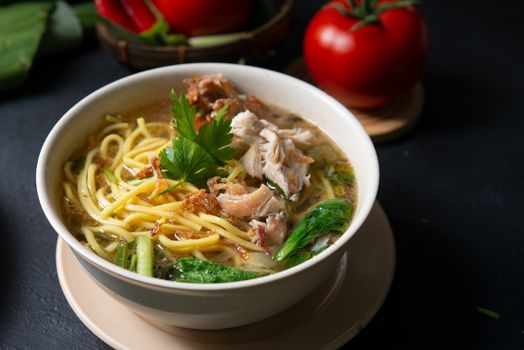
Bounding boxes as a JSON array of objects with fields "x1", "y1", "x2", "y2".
[{"x1": 56, "y1": 202, "x2": 395, "y2": 350}]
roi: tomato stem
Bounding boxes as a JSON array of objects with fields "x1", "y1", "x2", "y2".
[
  {"x1": 346, "y1": 0, "x2": 358, "y2": 13},
  {"x1": 338, "y1": 0, "x2": 419, "y2": 31}
]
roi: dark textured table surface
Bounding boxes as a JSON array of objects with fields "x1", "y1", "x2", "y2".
[{"x1": 1, "y1": 0, "x2": 523, "y2": 349}]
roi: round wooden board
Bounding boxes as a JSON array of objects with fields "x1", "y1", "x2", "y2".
[{"x1": 285, "y1": 57, "x2": 424, "y2": 144}]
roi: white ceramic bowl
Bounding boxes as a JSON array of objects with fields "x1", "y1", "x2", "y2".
[{"x1": 36, "y1": 63, "x2": 379, "y2": 330}]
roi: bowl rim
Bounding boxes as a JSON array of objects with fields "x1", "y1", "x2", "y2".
[{"x1": 36, "y1": 63, "x2": 379, "y2": 291}]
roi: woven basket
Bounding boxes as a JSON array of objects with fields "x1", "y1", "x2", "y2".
[{"x1": 96, "y1": 0, "x2": 294, "y2": 69}]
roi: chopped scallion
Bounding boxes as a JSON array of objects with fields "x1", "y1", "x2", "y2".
[{"x1": 477, "y1": 306, "x2": 500, "y2": 320}]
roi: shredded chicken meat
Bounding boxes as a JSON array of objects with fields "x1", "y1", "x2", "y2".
[
  {"x1": 208, "y1": 178, "x2": 288, "y2": 251},
  {"x1": 230, "y1": 110, "x2": 314, "y2": 201}
]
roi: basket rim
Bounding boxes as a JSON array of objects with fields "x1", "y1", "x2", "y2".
[{"x1": 96, "y1": 0, "x2": 294, "y2": 53}]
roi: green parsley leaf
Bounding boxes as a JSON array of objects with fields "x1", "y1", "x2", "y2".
[
  {"x1": 170, "y1": 90, "x2": 198, "y2": 140},
  {"x1": 325, "y1": 163, "x2": 354, "y2": 186},
  {"x1": 160, "y1": 137, "x2": 225, "y2": 188},
  {"x1": 160, "y1": 93, "x2": 234, "y2": 188},
  {"x1": 195, "y1": 112, "x2": 235, "y2": 164}
]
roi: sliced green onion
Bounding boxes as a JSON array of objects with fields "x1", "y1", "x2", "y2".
[
  {"x1": 149, "y1": 180, "x2": 182, "y2": 199},
  {"x1": 102, "y1": 167, "x2": 118, "y2": 184},
  {"x1": 127, "y1": 176, "x2": 152, "y2": 186},
  {"x1": 477, "y1": 306, "x2": 501, "y2": 320},
  {"x1": 265, "y1": 178, "x2": 287, "y2": 200}
]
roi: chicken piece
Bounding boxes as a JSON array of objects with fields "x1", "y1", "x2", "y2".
[
  {"x1": 237, "y1": 121, "x2": 314, "y2": 201},
  {"x1": 265, "y1": 213, "x2": 288, "y2": 247},
  {"x1": 230, "y1": 109, "x2": 314, "y2": 148},
  {"x1": 242, "y1": 143, "x2": 264, "y2": 179},
  {"x1": 208, "y1": 176, "x2": 250, "y2": 197},
  {"x1": 277, "y1": 128, "x2": 314, "y2": 148},
  {"x1": 212, "y1": 94, "x2": 275, "y2": 121},
  {"x1": 250, "y1": 212, "x2": 288, "y2": 252},
  {"x1": 216, "y1": 184, "x2": 285, "y2": 218},
  {"x1": 230, "y1": 110, "x2": 264, "y2": 147}
]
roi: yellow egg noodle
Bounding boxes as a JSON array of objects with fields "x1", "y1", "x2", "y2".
[{"x1": 62, "y1": 116, "x2": 259, "y2": 271}]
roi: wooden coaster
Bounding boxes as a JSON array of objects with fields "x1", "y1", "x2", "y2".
[{"x1": 285, "y1": 57, "x2": 424, "y2": 144}]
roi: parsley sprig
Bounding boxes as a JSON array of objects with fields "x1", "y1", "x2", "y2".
[{"x1": 159, "y1": 92, "x2": 234, "y2": 188}]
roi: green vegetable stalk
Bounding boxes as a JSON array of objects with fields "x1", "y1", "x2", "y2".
[
  {"x1": 274, "y1": 199, "x2": 353, "y2": 264},
  {"x1": 114, "y1": 241, "x2": 130, "y2": 269},
  {"x1": 136, "y1": 235, "x2": 154, "y2": 277},
  {"x1": 171, "y1": 258, "x2": 260, "y2": 283}
]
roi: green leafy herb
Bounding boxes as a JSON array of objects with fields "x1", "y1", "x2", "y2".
[
  {"x1": 285, "y1": 250, "x2": 313, "y2": 268},
  {"x1": 171, "y1": 258, "x2": 260, "y2": 283},
  {"x1": 325, "y1": 163, "x2": 354, "y2": 187},
  {"x1": 102, "y1": 167, "x2": 118, "y2": 184},
  {"x1": 477, "y1": 306, "x2": 501, "y2": 320},
  {"x1": 170, "y1": 91, "x2": 198, "y2": 139},
  {"x1": 274, "y1": 199, "x2": 352, "y2": 264},
  {"x1": 160, "y1": 138, "x2": 224, "y2": 188},
  {"x1": 194, "y1": 107, "x2": 235, "y2": 164},
  {"x1": 160, "y1": 92, "x2": 234, "y2": 188}
]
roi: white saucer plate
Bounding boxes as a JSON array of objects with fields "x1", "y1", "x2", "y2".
[{"x1": 56, "y1": 202, "x2": 395, "y2": 349}]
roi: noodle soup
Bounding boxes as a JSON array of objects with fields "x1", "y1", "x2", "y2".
[{"x1": 62, "y1": 75, "x2": 356, "y2": 283}]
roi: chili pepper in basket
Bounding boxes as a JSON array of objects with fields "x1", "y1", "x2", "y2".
[
  {"x1": 95, "y1": 0, "x2": 138, "y2": 32},
  {"x1": 120, "y1": 0, "x2": 156, "y2": 32}
]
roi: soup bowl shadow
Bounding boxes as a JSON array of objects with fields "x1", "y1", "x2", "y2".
[{"x1": 36, "y1": 63, "x2": 379, "y2": 330}]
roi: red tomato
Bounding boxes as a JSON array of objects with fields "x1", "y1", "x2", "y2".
[
  {"x1": 151, "y1": 0, "x2": 252, "y2": 36},
  {"x1": 304, "y1": 0, "x2": 428, "y2": 109}
]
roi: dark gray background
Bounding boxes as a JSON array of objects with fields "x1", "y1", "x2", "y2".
[{"x1": 1, "y1": 0, "x2": 523, "y2": 348}]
